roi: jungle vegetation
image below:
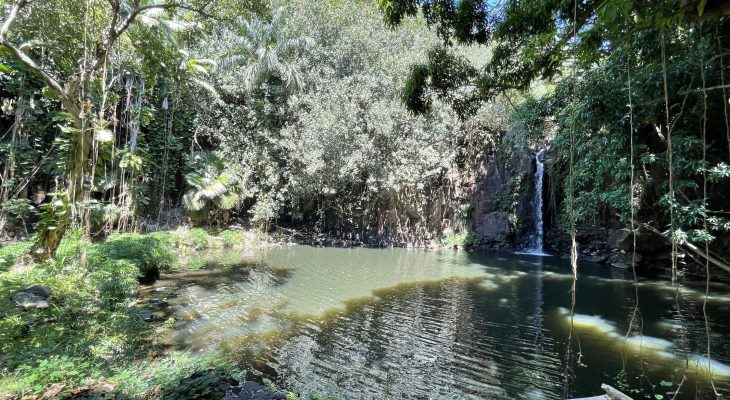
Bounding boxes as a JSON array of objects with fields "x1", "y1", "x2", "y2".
[{"x1": 0, "y1": 0, "x2": 729, "y2": 398}]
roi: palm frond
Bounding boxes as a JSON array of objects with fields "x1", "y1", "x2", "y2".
[
  {"x1": 191, "y1": 78, "x2": 220, "y2": 99},
  {"x1": 160, "y1": 19, "x2": 192, "y2": 32},
  {"x1": 216, "y1": 54, "x2": 249, "y2": 72},
  {"x1": 200, "y1": 181, "x2": 227, "y2": 199},
  {"x1": 216, "y1": 192, "x2": 240, "y2": 210},
  {"x1": 138, "y1": 14, "x2": 160, "y2": 28},
  {"x1": 142, "y1": 5, "x2": 168, "y2": 19},
  {"x1": 183, "y1": 192, "x2": 205, "y2": 212}
]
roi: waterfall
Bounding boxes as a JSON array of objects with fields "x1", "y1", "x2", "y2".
[
  {"x1": 524, "y1": 149, "x2": 547, "y2": 255},
  {"x1": 530, "y1": 149, "x2": 546, "y2": 253}
]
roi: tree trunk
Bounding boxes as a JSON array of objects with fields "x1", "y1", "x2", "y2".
[{"x1": 29, "y1": 119, "x2": 92, "y2": 261}]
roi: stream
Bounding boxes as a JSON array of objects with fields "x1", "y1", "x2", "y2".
[{"x1": 139, "y1": 246, "x2": 730, "y2": 399}]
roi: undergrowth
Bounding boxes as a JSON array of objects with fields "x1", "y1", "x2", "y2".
[
  {"x1": 0, "y1": 227, "x2": 257, "y2": 398},
  {"x1": 443, "y1": 232, "x2": 484, "y2": 248},
  {"x1": 0, "y1": 242, "x2": 30, "y2": 272}
]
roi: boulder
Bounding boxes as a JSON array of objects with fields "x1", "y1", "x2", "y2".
[
  {"x1": 607, "y1": 229, "x2": 631, "y2": 249},
  {"x1": 607, "y1": 229, "x2": 667, "y2": 254},
  {"x1": 577, "y1": 227, "x2": 608, "y2": 243},
  {"x1": 12, "y1": 292, "x2": 49, "y2": 309},
  {"x1": 142, "y1": 310, "x2": 154, "y2": 322},
  {"x1": 608, "y1": 251, "x2": 642, "y2": 269},
  {"x1": 11, "y1": 285, "x2": 52, "y2": 310},
  {"x1": 583, "y1": 253, "x2": 608, "y2": 263},
  {"x1": 22, "y1": 284, "x2": 52, "y2": 299},
  {"x1": 477, "y1": 211, "x2": 514, "y2": 242}
]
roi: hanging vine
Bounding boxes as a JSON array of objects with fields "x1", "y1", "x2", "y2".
[
  {"x1": 620, "y1": 37, "x2": 643, "y2": 376},
  {"x1": 563, "y1": 0, "x2": 582, "y2": 396},
  {"x1": 698, "y1": 29, "x2": 719, "y2": 396}
]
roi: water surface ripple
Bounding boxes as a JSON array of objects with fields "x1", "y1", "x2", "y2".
[{"x1": 142, "y1": 246, "x2": 730, "y2": 399}]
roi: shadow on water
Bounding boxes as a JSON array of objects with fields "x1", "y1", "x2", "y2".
[{"x1": 143, "y1": 247, "x2": 730, "y2": 399}]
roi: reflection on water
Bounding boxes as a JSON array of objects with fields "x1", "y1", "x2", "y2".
[{"x1": 141, "y1": 246, "x2": 730, "y2": 399}]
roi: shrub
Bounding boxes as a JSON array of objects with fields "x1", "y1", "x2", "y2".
[
  {"x1": 109, "y1": 352, "x2": 243, "y2": 398},
  {"x1": 250, "y1": 229, "x2": 268, "y2": 246},
  {"x1": 188, "y1": 228, "x2": 209, "y2": 250},
  {"x1": 93, "y1": 233, "x2": 175, "y2": 275},
  {"x1": 54, "y1": 228, "x2": 88, "y2": 262},
  {"x1": 0, "y1": 198, "x2": 33, "y2": 235},
  {"x1": 0, "y1": 259, "x2": 156, "y2": 395},
  {"x1": 444, "y1": 232, "x2": 483, "y2": 248},
  {"x1": 218, "y1": 230, "x2": 245, "y2": 248},
  {"x1": 161, "y1": 367, "x2": 237, "y2": 400},
  {"x1": 168, "y1": 230, "x2": 188, "y2": 249},
  {"x1": 88, "y1": 259, "x2": 138, "y2": 303},
  {"x1": 13, "y1": 355, "x2": 93, "y2": 393}
]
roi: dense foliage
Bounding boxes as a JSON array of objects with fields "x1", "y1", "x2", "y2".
[
  {"x1": 1, "y1": 0, "x2": 507, "y2": 252},
  {"x1": 379, "y1": 0, "x2": 730, "y2": 262},
  {"x1": 2, "y1": 0, "x2": 730, "y2": 396}
]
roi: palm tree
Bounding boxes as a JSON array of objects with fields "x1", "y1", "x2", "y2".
[
  {"x1": 217, "y1": 7, "x2": 313, "y2": 92},
  {"x1": 183, "y1": 152, "x2": 247, "y2": 224}
]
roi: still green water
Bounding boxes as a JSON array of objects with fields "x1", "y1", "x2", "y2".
[{"x1": 141, "y1": 246, "x2": 730, "y2": 399}]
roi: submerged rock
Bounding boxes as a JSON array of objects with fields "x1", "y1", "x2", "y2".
[
  {"x1": 607, "y1": 251, "x2": 642, "y2": 269},
  {"x1": 583, "y1": 254, "x2": 608, "y2": 263}
]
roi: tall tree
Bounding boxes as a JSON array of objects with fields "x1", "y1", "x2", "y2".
[
  {"x1": 377, "y1": 0, "x2": 730, "y2": 112},
  {"x1": 0, "y1": 0, "x2": 258, "y2": 259},
  {"x1": 217, "y1": 6, "x2": 313, "y2": 92}
]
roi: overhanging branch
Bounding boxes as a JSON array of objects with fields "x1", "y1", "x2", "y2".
[{"x1": 0, "y1": 0, "x2": 79, "y2": 119}]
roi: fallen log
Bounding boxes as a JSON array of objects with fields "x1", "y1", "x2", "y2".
[
  {"x1": 601, "y1": 383, "x2": 633, "y2": 400},
  {"x1": 624, "y1": 215, "x2": 730, "y2": 274},
  {"x1": 571, "y1": 383, "x2": 633, "y2": 400}
]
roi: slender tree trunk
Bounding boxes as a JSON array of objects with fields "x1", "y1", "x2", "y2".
[{"x1": 29, "y1": 118, "x2": 92, "y2": 260}]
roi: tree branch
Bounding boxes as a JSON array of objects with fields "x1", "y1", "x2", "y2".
[
  {"x1": 0, "y1": 0, "x2": 79, "y2": 120},
  {"x1": 91, "y1": 0, "x2": 217, "y2": 71},
  {"x1": 625, "y1": 215, "x2": 730, "y2": 274},
  {"x1": 0, "y1": 0, "x2": 28, "y2": 41}
]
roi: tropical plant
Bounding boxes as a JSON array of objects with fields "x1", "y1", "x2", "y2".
[
  {"x1": 182, "y1": 152, "x2": 248, "y2": 224},
  {"x1": 216, "y1": 6, "x2": 314, "y2": 92}
]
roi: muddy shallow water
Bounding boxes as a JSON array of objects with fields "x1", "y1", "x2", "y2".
[{"x1": 140, "y1": 246, "x2": 730, "y2": 399}]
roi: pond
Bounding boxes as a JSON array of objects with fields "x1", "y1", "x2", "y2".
[{"x1": 140, "y1": 246, "x2": 730, "y2": 399}]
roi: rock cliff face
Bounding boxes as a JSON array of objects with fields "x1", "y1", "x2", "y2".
[
  {"x1": 310, "y1": 135, "x2": 702, "y2": 272},
  {"x1": 311, "y1": 133, "x2": 728, "y2": 278},
  {"x1": 469, "y1": 144, "x2": 537, "y2": 249},
  {"x1": 311, "y1": 137, "x2": 540, "y2": 249}
]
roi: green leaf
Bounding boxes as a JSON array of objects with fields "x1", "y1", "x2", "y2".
[
  {"x1": 0, "y1": 63, "x2": 11, "y2": 74},
  {"x1": 42, "y1": 86, "x2": 60, "y2": 99},
  {"x1": 659, "y1": 380, "x2": 673, "y2": 387},
  {"x1": 697, "y1": 0, "x2": 708, "y2": 16}
]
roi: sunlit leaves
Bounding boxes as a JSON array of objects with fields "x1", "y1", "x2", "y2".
[
  {"x1": 708, "y1": 163, "x2": 730, "y2": 182},
  {"x1": 182, "y1": 152, "x2": 248, "y2": 221},
  {"x1": 215, "y1": 7, "x2": 312, "y2": 93}
]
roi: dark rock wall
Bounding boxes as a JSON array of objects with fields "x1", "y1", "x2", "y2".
[{"x1": 311, "y1": 136, "x2": 541, "y2": 250}]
